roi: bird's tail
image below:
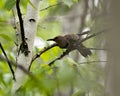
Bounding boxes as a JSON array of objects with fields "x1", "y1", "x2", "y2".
[{"x1": 78, "y1": 44, "x2": 92, "y2": 57}]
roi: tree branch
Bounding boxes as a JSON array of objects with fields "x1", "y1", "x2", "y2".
[
  {"x1": 40, "y1": 2, "x2": 63, "y2": 11},
  {"x1": 88, "y1": 47, "x2": 107, "y2": 50},
  {"x1": 78, "y1": 60, "x2": 107, "y2": 65},
  {"x1": 16, "y1": 0, "x2": 25, "y2": 42},
  {"x1": 0, "y1": 54, "x2": 35, "y2": 79},
  {"x1": 0, "y1": 43, "x2": 15, "y2": 80},
  {"x1": 79, "y1": 28, "x2": 108, "y2": 44},
  {"x1": 29, "y1": 43, "x2": 58, "y2": 69},
  {"x1": 48, "y1": 49, "x2": 70, "y2": 66},
  {"x1": 16, "y1": 0, "x2": 29, "y2": 56}
]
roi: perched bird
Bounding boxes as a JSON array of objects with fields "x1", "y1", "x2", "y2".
[{"x1": 47, "y1": 34, "x2": 92, "y2": 57}]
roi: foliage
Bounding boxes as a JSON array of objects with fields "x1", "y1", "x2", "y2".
[{"x1": 0, "y1": 0, "x2": 106, "y2": 96}]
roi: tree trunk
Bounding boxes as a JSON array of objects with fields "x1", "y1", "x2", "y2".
[
  {"x1": 105, "y1": 0, "x2": 120, "y2": 96},
  {"x1": 12, "y1": 0, "x2": 40, "y2": 93}
]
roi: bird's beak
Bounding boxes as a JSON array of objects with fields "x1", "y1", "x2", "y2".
[{"x1": 47, "y1": 39, "x2": 54, "y2": 41}]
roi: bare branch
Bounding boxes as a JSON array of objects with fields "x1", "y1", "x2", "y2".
[
  {"x1": 30, "y1": 43, "x2": 58, "y2": 69},
  {"x1": 48, "y1": 49, "x2": 70, "y2": 66},
  {"x1": 48, "y1": 47, "x2": 107, "y2": 66},
  {"x1": 0, "y1": 43, "x2": 15, "y2": 80},
  {"x1": 16, "y1": 0, "x2": 29, "y2": 56},
  {"x1": 88, "y1": 48, "x2": 107, "y2": 50},
  {"x1": 78, "y1": 60, "x2": 107, "y2": 64},
  {"x1": 40, "y1": 2, "x2": 63, "y2": 11},
  {"x1": 79, "y1": 28, "x2": 109, "y2": 44},
  {"x1": 0, "y1": 54, "x2": 35, "y2": 79},
  {"x1": 16, "y1": 0, "x2": 25, "y2": 42}
]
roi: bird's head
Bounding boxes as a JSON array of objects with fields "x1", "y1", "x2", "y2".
[{"x1": 47, "y1": 36, "x2": 68, "y2": 48}]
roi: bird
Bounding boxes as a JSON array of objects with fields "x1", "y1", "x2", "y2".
[{"x1": 47, "y1": 34, "x2": 92, "y2": 57}]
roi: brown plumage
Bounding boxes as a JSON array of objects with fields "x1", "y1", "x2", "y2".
[{"x1": 47, "y1": 34, "x2": 92, "y2": 57}]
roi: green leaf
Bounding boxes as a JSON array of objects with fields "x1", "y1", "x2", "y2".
[
  {"x1": 63, "y1": 0, "x2": 74, "y2": 7},
  {"x1": 4, "y1": 0, "x2": 16, "y2": 11},
  {"x1": 40, "y1": 46, "x2": 62, "y2": 62},
  {"x1": 48, "y1": 0, "x2": 57, "y2": 5},
  {"x1": 0, "y1": 34, "x2": 11, "y2": 41}
]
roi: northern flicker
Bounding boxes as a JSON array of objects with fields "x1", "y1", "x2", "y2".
[{"x1": 47, "y1": 34, "x2": 92, "y2": 57}]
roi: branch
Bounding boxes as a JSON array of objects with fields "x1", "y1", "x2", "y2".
[
  {"x1": 78, "y1": 60, "x2": 107, "y2": 65},
  {"x1": 16, "y1": 0, "x2": 29, "y2": 56},
  {"x1": 88, "y1": 48, "x2": 107, "y2": 50},
  {"x1": 48, "y1": 49, "x2": 70, "y2": 66},
  {"x1": 16, "y1": 0, "x2": 25, "y2": 42},
  {"x1": 40, "y1": 2, "x2": 63, "y2": 11},
  {"x1": 29, "y1": 43, "x2": 58, "y2": 69},
  {"x1": 48, "y1": 47, "x2": 107, "y2": 66},
  {"x1": 79, "y1": 28, "x2": 109, "y2": 44},
  {"x1": 12, "y1": 0, "x2": 41, "y2": 92},
  {"x1": 0, "y1": 54, "x2": 35, "y2": 79},
  {"x1": 0, "y1": 43, "x2": 15, "y2": 80}
]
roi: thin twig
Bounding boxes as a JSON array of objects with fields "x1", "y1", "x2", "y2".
[
  {"x1": 78, "y1": 60, "x2": 107, "y2": 65},
  {"x1": 31, "y1": 43, "x2": 57, "y2": 62},
  {"x1": 79, "y1": 28, "x2": 108, "y2": 44},
  {"x1": 0, "y1": 43, "x2": 15, "y2": 80},
  {"x1": 40, "y1": 2, "x2": 63, "y2": 11},
  {"x1": 48, "y1": 49, "x2": 70, "y2": 66},
  {"x1": 48, "y1": 47, "x2": 107, "y2": 66},
  {"x1": 87, "y1": 47, "x2": 107, "y2": 50},
  {"x1": 30, "y1": 43, "x2": 58, "y2": 69},
  {"x1": 0, "y1": 54, "x2": 36, "y2": 80}
]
